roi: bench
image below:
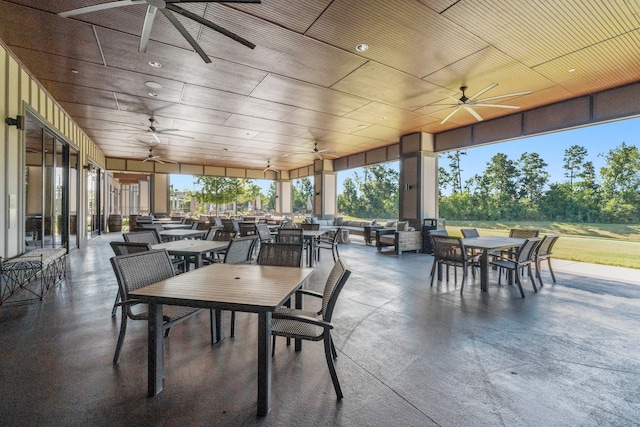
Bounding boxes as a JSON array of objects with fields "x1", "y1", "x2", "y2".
[{"x1": 1, "y1": 248, "x2": 67, "y2": 305}]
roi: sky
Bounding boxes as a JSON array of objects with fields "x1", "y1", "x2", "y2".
[{"x1": 170, "y1": 116, "x2": 639, "y2": 194}]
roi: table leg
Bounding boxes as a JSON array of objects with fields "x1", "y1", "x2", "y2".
[
  {"x1": 257, "y1": 311, "x2": 272, "y2": 416},
  {"x1": 480, "y1": 250, "x2": 489, "y2": 292},
  {"x1": 195, "y1": 254, "x2": 203, "y2": 269},
  {"x1": 147, "y1": 301, "x2": 164, "y2": 396}
]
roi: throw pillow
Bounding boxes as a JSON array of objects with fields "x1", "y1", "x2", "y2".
[
  {"x1": 385, "y1": 221, "x2": 396, "y2": 228},
  {"x1": 311, "y1": 216, "x2": 319, "y2": 224},
  {"x1": 396, "y1": 221, "x2": 408, "y2": 231},
  {"x1": 334, "y1": 217, "x2": 344, "y2": 226},
  {"x1": 371, "y1": 219, "x2": 377, "y2": 225}
]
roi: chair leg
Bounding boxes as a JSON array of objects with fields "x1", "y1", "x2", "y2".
[
  {"x1": 527, "y1": 265, "x2": 538, "y2": 293},
  {"x1": 514, "y1": 272, "x2": 525, "y2": 298},
  {"x1": 330, "y1": 335, "x2": 338, "y2": 359},
  {"x1": 332, "y1": 245, "x2": 338, "y2": 262},
  {"x1": 113, "y1": 307, "x2": 128, "y2": 365},
  {"x1": 430, "y1": 261, "x2": 437, "y2": 287},
  {"x1": 272, "y1": 335, "x2": 276, "y2": 357},
  {"x1": 548, "y1": 257, "x2": 556, "y2": 282},
  {"x1": 111, "y1": 291, "x2": 120, "y2": 317},
  {"x1": 323, "y1": 334, "x2": 343, "y2": 400}
]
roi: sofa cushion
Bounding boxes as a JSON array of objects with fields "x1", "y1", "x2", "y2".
[
  {"x1": 371, "y1": 219, "x2": 377, "y2": 225},
  {"x1": 397, "y1": 221, "x2": 409, "y2": 231},
  {"x1": 334, "y1": 217, "x2": 344, "y2": 226},
  {"x1": 385, "y1": 220, "x2": 396, "y2": 228}
]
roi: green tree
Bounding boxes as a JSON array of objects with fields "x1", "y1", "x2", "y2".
[
  {"x1": 356, "y1": 164, "x2": 399, "y2": 219},
  {"x1": 337, "y1": 177, "x2": 358, "y2": 215},
  {"x1": 194, "y1": 176, "x2": 238, "y2": 215},
  {"x1": 518, "y1": 152, "x2": 549, "y2": 204},
  {"x1": 599, "y1": 142, "x2": 640, "y2": 223},
  {"x1": 292, "y1": 177, "x2": 313, "y2": 212},
  {"x1": 265, "y1": 181, "x2": 276, "y2": 211},
  {"x1": 563, "y1": 145, "x2": 588, "y2": 185}
]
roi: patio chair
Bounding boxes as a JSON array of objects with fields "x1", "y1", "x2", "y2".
[
  {"x1": 489, "y1": 237, "x2": 542, "y2": 298},
  {"x1": 201, "y1": 229, "x2": 237, "y2": 264},
  {"x1": 271, "y1": 258, "x2": 352, "y2": 399},
  {"x1": 222, "y1": 236, "x2": 260, "y2": 337},
  {"x1": 257, "y1": 242, "x2": 304, "y2": 268},
  {"x1": 221, "y1": 218, "x2": 240, "y2": 232},
  {"x1": 461, "y1": 228, "x2": 479, "y2": 238},
  {"x1": 509, "y1": 229, "x2": 539, "y2": 238},
  {"x1": 535, "y1": 234, "x2": 560, "y2": 287},
  {"x1": 256, "y1": 223, "x2": 274, "y2": 243},
  {"x1": 430, "y1": 235, "x2": 478, "y2": 293},
  {"x1": 300, "y1": 223, "x2": 320, "y2": 231},
  {"x1": 123, "y1": 230, "x2": 161, "y2": 245},
  {"x1": 316, "y1": 227, "x2": 342, "y2": 263},
  {"x1": 277, "y1": 228, "x2": 303, "y2": 244},
  {"x1": 109, "y1": 249, "x2": 214, "y2": 364},
  {"x1": 239, "y1": 223, "x2": 257, "y2": 236}
]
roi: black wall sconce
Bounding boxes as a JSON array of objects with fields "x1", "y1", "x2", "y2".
[
  {"x1": 405, "y1": 183, "x2": 413, "y2": 191},
  {"x1": 5, "y1": 115, "x2": 25, "y2": 129}
]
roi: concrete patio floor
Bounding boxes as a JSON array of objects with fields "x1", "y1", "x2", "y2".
[{"x1": 1, "y1": 234, "x2": 639, "y2": 426}]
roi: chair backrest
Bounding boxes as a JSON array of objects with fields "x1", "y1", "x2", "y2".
[
  {"x1": 239, "y1": 223, "x2": 257, "y2": 236},
  {"x1": 280, "y1": 220, "x2": 298, "y2": 229},
  {"x1": 510, "y1": 228, "x2": 539, "y2": 238},
  {"x1": 110, "y1": 249, "x2": 176, "y2": 315},
  {"x1": 141, "y1": 223, "x2": 164, "y2": 233},
  {"x1": 223, "y1": 236, "x2": 259, "y2": 264},
  {"x1": 537, "y1": 234, "x2": 560, "y2": 258},
  {"x1": 256, "y1": 223, "x2": 273, "y2": 242},
  {"x1": 256, "y1": 242, "x2": 303, "y2": 267},
  {"x1": 277, "y1": 228, "x2": 303, "y2": 244},
  {"x1": 209, "y1": 216, "x2": 224, "y2": 227},
  {"x1": 431, "y1": 235, "x2": 466, "y2": 263},
  {"x1": 221, "y1": 218, "x2": 240, "y2": 232},
  {"x1": 515, "y1": 238, "x2": 542, "y2": 264},
  {"x1": 123, "y1": 230, "x2": 161, "y2": 245},
  {"x1": 461, "y1": 228, "x2": 479, "y2": 238},
  {"x1": 301, "y1": 223, "x2": 320, "y2": 231},
  {"x1": 110, "y1": 241, "x2": 152, "y2": 256},
  {"x1": 213, "y1": 229, "x2": 237, "y2": 241},
  {"x1": 190, "y1": 221, "x2": 201, "y2": 230},
  {"x1": 171, "y1": 216, "x2": 183, "y2": 221},
  {"x1": 429, "y1": 229, "x2": 449, "y2": 237},
  {"x1": 320, "y1": 258, "x2": 351, "y2": 322}
]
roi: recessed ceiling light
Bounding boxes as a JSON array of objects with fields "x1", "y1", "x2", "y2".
[
  {"x1": 568, "y1": 68, "x2": 576, "y2": 73},
  {"x1": 357, "y1": 124, "x2": 367, "y2": 129},
  {"x1": 223, "y1": 148, "x2": 228, "y2": 152},
  {"x1": 356, "y1": 43, "x2": 369, "y2": 52},
  {"x1": 148, "y1": 92, "x2": 158, "y2": 97},
  {"x1": 71, "y1": 69, "x2": 79, "y2": 74},
  {"x1": 148, "y1": 60, "x2": 162, "y2": 68},
  {"x1": 145, "y1": 81, "x2": 162, "y2": 89},
  {"x1": 380, "y1": 116, "x2": 388, "y2": 121}
]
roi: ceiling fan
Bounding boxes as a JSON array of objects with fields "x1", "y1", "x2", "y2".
[
  {"x1": 284, "y1": 142, "x2": 338, "y2": 160},
  {"x1": 263, "y1": 160, "x2": 279, "y2": 172},
  {"x1": 428, "y1": 83, "x2": 531, "y2": 124},
  {"x1": 58, "y1": 0, "x2": 260, "y2": 64},
  {"x1": 125, "y1": 117, "x2": 194, "y2": 143},
  {"x1": 142, "y1": 148, "x2": 177, "y2": 164}
]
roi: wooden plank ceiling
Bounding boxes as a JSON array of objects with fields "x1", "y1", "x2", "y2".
[{"x1": 0, "y1": 0, "x2": 639, "y2": 172}]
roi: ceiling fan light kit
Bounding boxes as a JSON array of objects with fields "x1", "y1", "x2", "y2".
[{"x1": 59, "y1": 0, "x2": 261, "y2": 63}]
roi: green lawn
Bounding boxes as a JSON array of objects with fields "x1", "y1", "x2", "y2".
[{"x1": 445, "y1": 220, "x2": 640, "y2": 269}]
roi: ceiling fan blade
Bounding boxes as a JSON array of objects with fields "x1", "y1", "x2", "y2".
[
  {"x1": 166, "y1": 0, "x2": 261, "y2": 3},
  {"x1": 149, "y1": 132, "x2": 161, "y2": 144},
  {"x1": 476, "y1": 91, "x2": 532, "y2": 103},
  {"x1": 154, "y1": 158, "x2": 166, "y2": 164},
  {"x1": 59, "y1": 0, "x2": 144, "y2": 18},
  {"x1": 468, "y1": 83, "x2": 498, "y2": 101},
  {"x1": 139, "y1": 5, "x2": 158, "y2": 53},
  {"x1": 159, "y1": 8, "x2": 212, "y2": 63},
  {"x1": 158, "y1": 132, "x2": 194, "y2": 140},
  {"x1": 464, "y1": 106, "x2": 483, "y2": 122},
  {"x1": 166, "y1": 4, "x2": 256, "y2": 49},
  {"x1": 440, "y1": 107, "x2": 461, "y2": 124},
  {"x1": 473, "y1": 103, "x2": 521, "y2": 109}
]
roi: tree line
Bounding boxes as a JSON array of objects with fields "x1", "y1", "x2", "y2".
[{"x1": 439, "y1": 142, "x2": 640, "y2": 223}]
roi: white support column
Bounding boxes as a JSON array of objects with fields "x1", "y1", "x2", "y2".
[
  {"x1": 313, "y1": 159, "x2": 337, "y2": 219},
  {"x1": 275, "y1": 180, "x2": 292, "y2": 216}
]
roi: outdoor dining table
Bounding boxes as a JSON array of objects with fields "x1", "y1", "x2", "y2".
[
  {"x1": 158, "y1": 229, "x2": 206, "y2": 241},
  {"x1": 461, "y1": 236, "x2": 526, "y2": 292},
  {"x1": 129, "y1": 263, "x2": 314, "y2": 416},
  {"x1": 152, "y1": 239, "x2": 227, "y2": 269},
  {"x1": 153, "y1": 219, "x2": 182, "y2": 224}
]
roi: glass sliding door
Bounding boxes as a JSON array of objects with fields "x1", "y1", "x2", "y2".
[
  {"x1": 68, "y1": 148, "x2": 79, "y2": 250},
  {"x1": 24, "y1": 110, "x2": 76, "y2": 252},
  {"x1": 86, "y1": 164, "x2": 102, "y2": 237}
]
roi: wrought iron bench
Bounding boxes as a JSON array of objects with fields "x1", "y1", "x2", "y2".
[{"x1": 1, "y1": 248, "x2": 67, "y2": 305}]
